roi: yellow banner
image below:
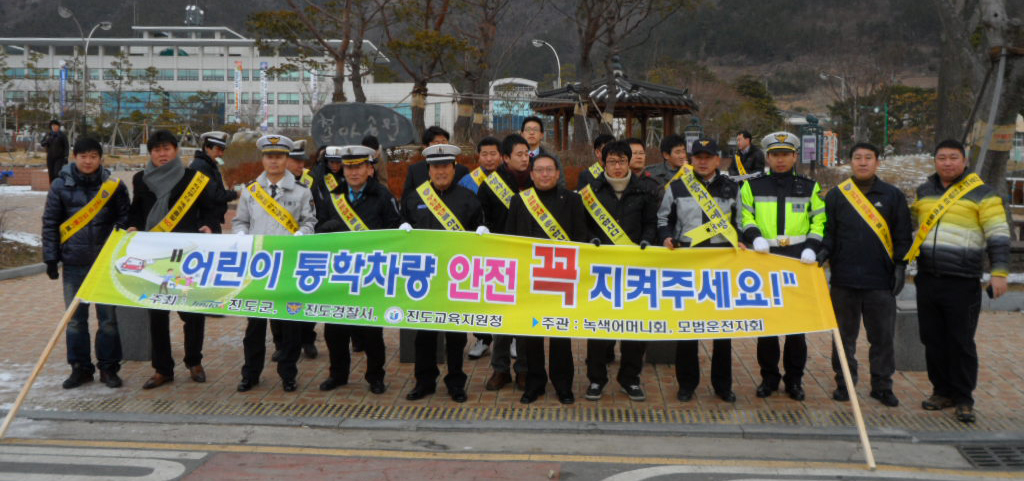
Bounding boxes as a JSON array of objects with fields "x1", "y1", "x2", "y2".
[
  {"x1": 520, "y1": 188, "x2": 569, "y2": 241},
  {"x1": 484, "y1": 171, "x2": 516, "y2": 209},
  {"x1": 665, "y1": 164, "x2": 690, "y2": 190},
  {"x1": 678, "y1": 169, "x2": 738, "y2": 247},
  {"x1": 837, "y1": 179, "x2": 893, "y2": 260},
  {"x1": 904, "y1": 173, "x2": 983, "y2": 261},
  {"x1": 60, "y1": 178, "x2": 120, "y2": 243},
  {"x1": 246, "y1": 182, "x2": 300, "y2": 234},
  {"x1": 579, "y1": 184, "x2": 635, "y2": 245},
  {"x1": 151, "y1": 172, "x2": 209, "y2": 232},
  {"x1": 416, "y1": 181, "x2": 465, "y2": 231},
  {"x1": 330, "y1": 191, "x2": 369, "y2": 232}
]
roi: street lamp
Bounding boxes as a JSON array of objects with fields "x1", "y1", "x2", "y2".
[
  {"x1": 819, "y1": 72, "x2": 859, "y2": 142},
  {"x1": 683, "y1": 116, "x2": 703, "y2": 153},
  {"x1": 530, "y1": 39, "x2": 561, "y2": 89},
  {"x1": 58, "y1": 5, "x2": 112, "y2": 136}
]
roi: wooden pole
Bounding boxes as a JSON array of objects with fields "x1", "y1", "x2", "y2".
[
  {"x1": 833, "y1": 327, "x2": 877, "y2": 470},
  {"x1": 0, "y1": 297, "x2": 81, "y2": 438}
]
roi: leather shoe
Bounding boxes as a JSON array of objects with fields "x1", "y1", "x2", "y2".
[
  {"x1": 515, "y1": 372, "x2": 527, "y2": 391},
  {"x1": 485, "y1": 372, "x2": 512, "y2": 391},
  {"x1": 677, "y1": 389, "x2": 694, "y2": 402},
  {"x1": 99, "y1": 370, "x2": 122, "y2": 388},
  {"x1": 922, "y1": 394, "x2": 954, "y2": 411},
  {"x1": 520, "y1": 390, "x2": 543, "y2": 404},
  {"x1": 319, "y1": 377, "x2": 347, "y2": 391},
  {"x1": 271, "y1": 350, "x2": 282, "y2": 362},
  {"x1": 237, "y1": 377, "x2": 259, "y2": 392},
  {"x1": 369, "y1": 380, "x2": 386, "y2": 394},
  {"x1": 870, "y1": 389, "x2": 899, "y2": 407},
  {"x1": 406, "y1": 384, "x2": 436, "y2": 401},
  {"x1": 832, "y1": 387, "x2": 850, "y2": 401},
  {"x1": 142, "y1": 373, "x2": 173, "y2": 390},
  {"x1": 188, "y1": 365, "x2": 206, "y2": 383},
  {"x1": 716, "y1": 390, "x2": 736, "y2": 402},
  {"x1": 449, "y1": 387, "x2": 468, "y2": 403},
  {"x1": 785, "y1": 384, "x2": 805, "y2": 401},
  {"x1": 557, "y1": 391, "x2": 575, "y2": 405},
  {"x1": 282, "y1": 379, "x2": 298, "y2": 392},
  {"x1": 302, "y1": 343, "x2": 318, "y2": 359},
  {"x1": 955, "y1": 404, "x2": 976, "y2": 423},
  {"x1": 755, "y1": 382, "x2": 777, "y2": 398}
]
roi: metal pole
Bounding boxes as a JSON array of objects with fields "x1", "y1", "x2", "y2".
[
  {"x1": 975, "y1": 48, "x2": 1008, "y2": 174},
  {"x1": 883, "y1": 103, "x2": 888, "y2": 148}
]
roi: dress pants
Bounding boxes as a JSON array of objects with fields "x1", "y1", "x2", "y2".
[
  {"x1": 915, "y1": 272, "x2": 981, "y2": 406},
  {"x1": 414, "y1": 331, "x2": 467, "y2": 390},
  {"x1": 149, "y1": 310, "x2": 204, "y2": 376},
  {"x1": 675, "y1": 339, "x2": 732, "y2": 393},
  {"x1": 830, "y1": 286, "x2": 896, "y2": 391},
  {"x1": 324, "y1": 323, "x2": 386, "y2": 383},
  {"x1": 586, "y1": 339, "x2": 645, "y2": 386},
  {"x1": 490, "y1": 334, "x2": 527, "y2": 374},
  {"x1": 522, "y1": 336, "x2": 573, "y2": 395},
  {"x1": 271, "y1": 319, "x2": 316, "y2": 349},
  {"x1": 756, "y1": 334, "x2": 806, "y2": 388},
  {"x1": 242, "y1": 317, "x2": 301, "y2": 382}
]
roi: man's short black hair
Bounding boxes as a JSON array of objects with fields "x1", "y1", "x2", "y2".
[
  {"x1": 532, "y1": 153, "x2": 559, "y2": 171},
  {"x1": 361, "y1": 135, "x2": 380, "y2": 151},
  {"x1": 849, "y1": 142, "x2": 881, "y2": 159},
  {"x1": 660, "y1": 134, "x2": 687, "y2": 154},
  {"x1": 73, "y1": 137, "x2": 103, "y2": 156},
  {"x1": 593, "y1": 133, "x2": 615, "y2": 151},
  {"x1": 49, "y1": 119, "x2": 62, "y2": 127},
  {"x1": 601, "y1": 140, "x2": 633, "y2": 164},
  {"x1": 934, "y1": 138, "x2": 966, "y2": 158},
  {"x1": 147, "y1": 129, "x2": 178, "y2": 152},
  {"x1": 421, "y1": 126, "x2": 450, "y2": 146},
  {"x1": 624, "y1": 137, "x2": 645, "y2": 148},
  {"x1": 202, "y1": 140, "x2": 222, "y2": 151},
  {"x1": 738, "y1": 130, "x2": 753, "y2": 140},
  {"x1": 501, "y1": 134, "x2": 529, "y2": 157},
  {"x1": 521, "y1": 116, "x2": 544, "y2": 133},
  {"x1": 477, "y1": 136, "x2": 501, "y2": 152}
]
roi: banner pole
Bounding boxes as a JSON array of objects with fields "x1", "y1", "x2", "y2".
[
  {"x1": 0, "y1": 297, "x2": 81, "y2": 439},
  {"x1": 833, "y1": 327, "x2": 877, "y2": 470}
]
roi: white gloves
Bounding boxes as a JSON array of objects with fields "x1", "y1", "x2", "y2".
[
  {"x1": 293, "y1": 231, "x2": 304, "y2": 236},
  {"x1": 752, "y1": 237, "x2": 770, "y2": 253},
  {"x1": 399, "y1": 222, "x2": 413, "y2": 232},
  {"x1": 800, "y1": 248, "x2": 816, "y2": 264},
  {"x1": 475, "y1": 225, "x2": 490, "y2": 236}
]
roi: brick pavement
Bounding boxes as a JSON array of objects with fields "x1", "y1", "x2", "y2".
[{"x1": 3, "y1": 270, "x2": 1024, "y2": 432}]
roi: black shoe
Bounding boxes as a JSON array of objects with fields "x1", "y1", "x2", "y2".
[
  {"x1": 621, "y1": 384, "x2": 646, "y2": 402},
  {"x1": 832, "y1": 387, "x2": 849, "y2": 402},
  {"x1": 406, "y1": 384, "x2": 436, "y2": 401},
  {"x1": 302, "y1": 343, "x2": 318, "y2": 359},
  {"x1": 282, "y1": 379, "x2": 298, "y2": 392},
  {"x1": 271, "y1": 350, "x2": 282, "y2": 362},
  {"x1": 557, "y1": 391, "x2": 575, "y2": 405},
  {"x1": 677, "y1": 389, "x2": 694, "y2": 402},
  {"x1": 584, "y1": 383, "x2": 604, "y2": 401},
  {"x1": 319, "y1": 377, "x2": 347, "y2": 391},
  {"x1": 449, "y1": 387, "x2": 468, "y2": 403},
  {"x1": 237, "y1": 377, "x2": 259, "y2": 392},
  {"x1": 785, "y1": 384, "x2": 805, "y2": 401},
  {"x1": 922, "y1": 394, "x2": 954, "y2": 411},
  {"x1": 955, "y1": 404, "x2": 976, "y2": 423},
  {"x1": 62, "y1": 368, "x2": 94, "y2": 389},
  {"x1": 755, "y1": 382, "x2": 777, "y2": 398},
  {"x1": 716, "y1": 390, "x2": 736, "y2": 402},
  {"x1": 520, "y1": 390, "x2": 543, "y2": 404},
  {"x1": 99, "y1": 370, "x2": 122, "y2": 388},
  {"x1": 369, "y1": 380, "x2": 386, "y2": 394},
  {"x1": 870, "y1": 389, "x2": 899, "y2": 407}
]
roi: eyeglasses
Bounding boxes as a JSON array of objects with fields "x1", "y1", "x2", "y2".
[{"x1": 605, "y1": 159, "x2": 628, "y2": 166}]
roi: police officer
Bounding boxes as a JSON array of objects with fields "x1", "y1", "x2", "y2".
[
  {"x1": 189, "y1": 131, "x2": 238, "y2": 233},
  {"x1": 575, "y1": 134, "x2": 616, "y2": 189},
  {"x1": 286, "y1": 139, "x2": 315, "y2": 188},
  {"x1": 316, "y1": 145, "x2": 400, "y2": 395},
  {"x1": 233, "y1": 135, "x2": 317, "y2": 393},
  {"x1": 401, "y1": 144, "x2": 486, "y2": 403},
  {"x1": 658, "y1": 138, "x2": 739, "y2": 403},
  {"x1": 505, "y1": 154, "x2": 590, "y2": 405},
  {"x1": 578, "y1": 140, "x2": 657, "y2": 402},
  {"x1": 739, "y1": 132, "x2": 826, "y2": 401}
]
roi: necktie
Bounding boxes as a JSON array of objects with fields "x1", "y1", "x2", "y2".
[{"x1": 270, "y1": 184, "x2": 278, "y2": 198}]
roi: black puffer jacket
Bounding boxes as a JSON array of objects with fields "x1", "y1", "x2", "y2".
[
  {"x1": 478, "y1": 164, "x2": 532, "y2": 233},
  {"x1": 188, "y1": 150, "x2": 237, "y2": 230},
  {"x1": 582, "y1": 173, "x2": 659, "y2": 245},
  {"x1": 42, "y1": 164, "x2": 130, "y2": 265}
]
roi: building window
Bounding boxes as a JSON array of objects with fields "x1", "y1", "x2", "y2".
[
  {"x1": 4, "y1": 68, "x2": 25, "y2": 79},
  {"x1": 302, "y1": 115, "x2": 312, "y2": 127},
  {"x1": 277, "y1": 70, "x2": 300, "y2": 82},
  {"x1": 102, "y1": 69, "x2": 122, "y2": 80},
  {"x1": 128, "y1": 69, "x2": 149, "y2": 79},
  {"x1": 178, "y1": 69, "x2": 199, "y2": 81},
  {"x1": 277, "y1": 92, "x2": 299, "y2": 105},
  {"x1": 265, "y1": 116, "x2": 275, "y2": 127},
  {"x1": 202, "y1": 69, "x2": 226, "y2": 81},
  {"x1": 278, "y1": 115, "x2": 299, "y2": 127},
  {"x1": 28, "y1": 68, "x2": 51, "y2": 79},
  {"x1": 4, "y1": 91, "x2": 25, "y2": 103},
  {"x1": 155, "y1": 69, "x2": 175, "y2": 81}
]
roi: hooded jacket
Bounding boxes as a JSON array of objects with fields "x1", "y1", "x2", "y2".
[{"x1": 42, "y1": 164, "x2": 130, "y2": 265}]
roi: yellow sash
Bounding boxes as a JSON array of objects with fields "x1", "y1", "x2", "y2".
[
  {"x1": 837, "y1": 178, "x2": 894, "y2": 260},
  {"x1": 59, "y1": 178, "x2": 120, "y2": 243},
  {"x1": 678, "y1": 169, "x2": 738, "y2": 247},
  {"x1": 665, "y1": 164, "x2": 690, "y2": 190},
  {"x1": 246, "y1": 181, "x2": 300, "y2": 234},
  {"x1": 579, "y1": 184, "x2": 635, "y2": 246},
  {"x1": 324, "y1": 173, "x2": 339, "y2": 192},
  {"x1": 588, "y1": 162, "x2": 604, "y2": 178},
  {"x1": 904, "y1": 173, "x2": 984, "y2": 261},
  {"x1": 520, "y1": 188, "x2": 569, "y2": 241},
  {"x1": 734, "y1": 154, "x2": 748, "y2": 175},
  {"x1": 299, "y1": 169, "x2": 314, "y2": 188},
  {"x1": 416, "y1": 181, "x2": 465, "y2": 231},
  {"x1": 484, "y1": 172, "x2": 515, "y2": 209},
  {"x1": 151, "y1": 172, "x2": 209, "y2": 232},
  {"x1": 329, "y1": 190, "x2": 370, "y2": 232},
  {"x1": 468, "y1": 167, "x2": 487, "y2": 186}
]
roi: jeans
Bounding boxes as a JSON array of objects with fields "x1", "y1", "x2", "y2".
[{"x1": 63, "y1": 264, "x2": 121, "y2": 372}]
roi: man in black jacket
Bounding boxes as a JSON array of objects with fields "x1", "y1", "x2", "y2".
[
  {"x1": 42, "y1": 137, "x2": 131, "y2": 389},
  {"x1": 315, "y1": 145, "x2": 401, "y2": 395},
  {"x1": 506, "y1": 154, "x2": 590, "y2": 405},
  {"x1": 127, "y1": 130, "x2": 220, "y2": 390},
  {"x1": 402, "y1": 126, "x2": 470, "y2": 195},
  {"x1": 728, "y1": 130, "x2": 765, "y2": 177},
  {"x1": 578, "y1": 140, "x2": 658, "y2": 402},
  {"x1": 401, "y1": 143, "x2": 485, "y2": 403},
  {"x1": 575, "y1": 134, "x2": 615, "y2": 190},
  {"x1": 188, "y1": 131, "x2": 238, "y2": 232},
  {"x1": 821, "y1": 142, "x2": 912, "y2": 407},
  {"x1": 41, "y1": 119, "x2": 69, "y2": 183}
]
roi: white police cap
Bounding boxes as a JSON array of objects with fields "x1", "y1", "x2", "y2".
[
  {"x1": 761, "y1": 131, "x2": 800, "y2": 152},
  {"x1": 200, "y1": 131, "x2": 230, "y2": 148},
  {"x1": 289, "y1": 139, "x2": 308, "y2": 161},
  {"x1": 257, "y1": 134, "x2": 294, "y2": 154},
  {"x1": 324, "y1": 145, "x2": 375, "y2": 165},
  {"x1": 422, "y1": 144, "x2": 461, "y2": 164}
]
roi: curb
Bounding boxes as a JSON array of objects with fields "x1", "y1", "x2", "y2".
[{"x1": 0, "y1": 262, "x2": 44, "y2": 281}]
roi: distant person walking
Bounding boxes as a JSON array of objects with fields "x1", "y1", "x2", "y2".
[{"x1": 41, "y1": 119, "x2": 69, "y2": 184}]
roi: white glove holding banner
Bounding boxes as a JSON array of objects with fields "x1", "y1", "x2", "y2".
[
  {"x1": 800, "y1": 248, "x2": 816, "y2": 264},
  {"x1": 752, "y1": 237, "x2": 770, "y2": 253},
  {"x1": 475, "y1": 225, "x2": 490, "y2": 236},
  {"x1": 399, "y1": 223, "x2": 413, "y2": 232}
]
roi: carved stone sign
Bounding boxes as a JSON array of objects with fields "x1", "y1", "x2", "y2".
[{"x1": 311, "y1": 103, "x2": 416, "y2": 149}]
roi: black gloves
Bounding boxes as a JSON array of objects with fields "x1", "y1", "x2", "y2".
[
  {"x1": 892, "y1": 264, "x2": 907, "y2": 297},
  {"x1": 45, "y1": 261, "x2": 59, "y2": 280},
  {"x1": 815, "y1": 249, "x2": 830, "y2": 267},
  {"x1": 639, "y1": 240, "x2": 651, "y2": 250}
]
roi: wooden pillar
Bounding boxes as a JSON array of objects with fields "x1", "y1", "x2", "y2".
[
  {"x1": 553, "y1": 111, "x2": 562, "y2": 150},
  {"x1": 625, "y1": 110, "x2": 634, "y2": 138},
  {"x1": 562, "y1": 110, "x2": 570, "y2": 150},
  {"x1": 662, "y1": 110, "x2": 671, "y2": 137},
  {"x1": 640, "y1": 115, "x2": 648, "y2": 143}
]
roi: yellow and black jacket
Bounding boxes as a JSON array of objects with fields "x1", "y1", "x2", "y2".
[{"x1": 739, "y1": 170, "x2": 826, "y2": 257}]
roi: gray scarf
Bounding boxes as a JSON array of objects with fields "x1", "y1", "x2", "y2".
[
  {"x1": 604, "y1": 171, "x2": 632, "y2": 199},
  {"x1": 143, "y1": 156, "x2": 186, "y2": 230}
]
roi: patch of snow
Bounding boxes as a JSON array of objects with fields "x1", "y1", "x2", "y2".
[
  {"x1": 2, "y1": 231, "x2": 41, "y2": 247},
  {"x1": 0, "y1": 185, "x2": 46, "y2": 196}
]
